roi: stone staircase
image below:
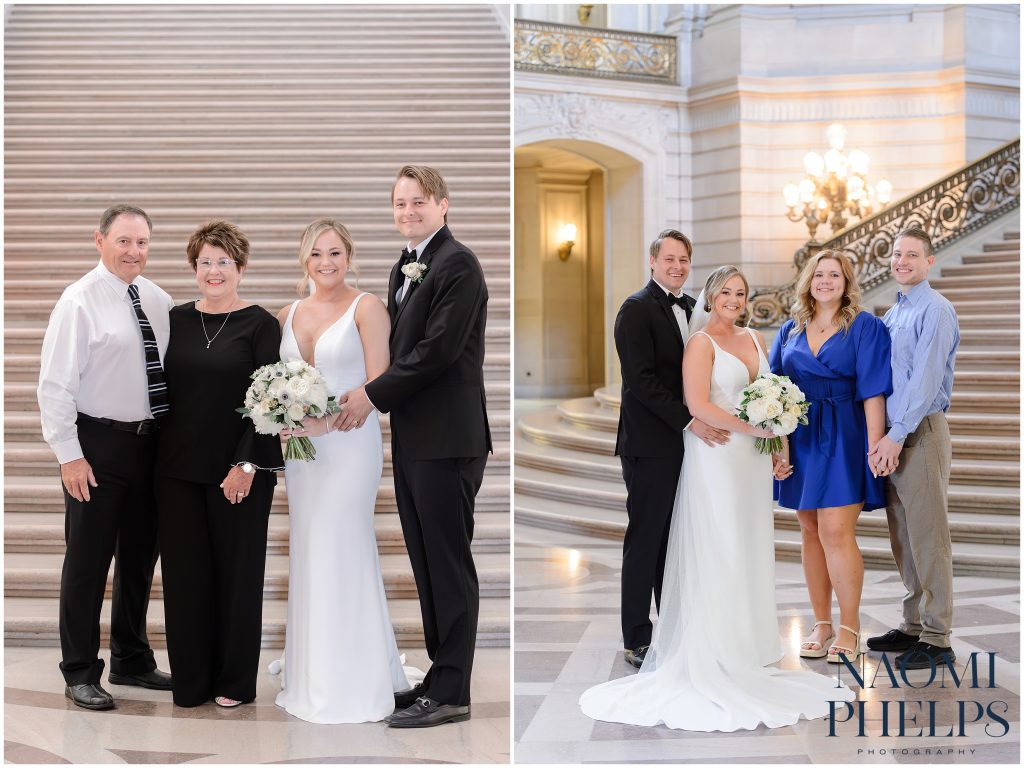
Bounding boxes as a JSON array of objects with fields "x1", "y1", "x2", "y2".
[
  {"x1": 4, "y1": 4, "x2": 510, "y2": 649},
  {"x1": 515, "y1": 226, "x2": 1020, "y2": 578}
]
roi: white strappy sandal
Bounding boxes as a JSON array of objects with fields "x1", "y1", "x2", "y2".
[
  {"x1": 826, "y1": 624, "x2": 861, "y2": 663},
  {"x1": 799, "y1": 619, "x2": 835, "y2": 659}
]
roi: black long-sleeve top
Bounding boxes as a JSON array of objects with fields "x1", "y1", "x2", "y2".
[{"x1": 156, "y1": 302, "x2": 284, "y2": 485}]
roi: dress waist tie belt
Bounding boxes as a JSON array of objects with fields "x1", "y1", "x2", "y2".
[{"x1": 800, "y1": 380, "x2": 856, "y2": 458}]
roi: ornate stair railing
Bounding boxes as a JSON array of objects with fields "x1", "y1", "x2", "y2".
[
  {"x1": 514, "y1": 19, "x2": 677, "y2": 84},
  {"x1": 750, "y1": 138, "x2": 1021, "y2": 327}
]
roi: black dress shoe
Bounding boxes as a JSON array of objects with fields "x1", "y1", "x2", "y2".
[
  {"x1": 65, "y1": 682, "x2": 115, "y2": 710},
  {"x1": 384, "y1": 697, "x2": 470, "y2": 728},
  {"x1": 624, "y1": 645, "x2": 649, "y2": 669},
  {"x1": 866, "y1": 628, "x2": 919, "y2": 652},
  {"x1": 393, "y1": 683, "x2": 426, "y2": 710},
  {"x1": 895, "y1": 642, "x2": 956, "y2": 671},
  {"x1": 108, "y1": 668, "x2": 173, "y2": 691}
]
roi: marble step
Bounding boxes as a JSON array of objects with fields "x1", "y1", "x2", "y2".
[
  {"x1": 3, "y1": 595, "x2": 512, "y2": 649},
  {"x1": 925, "y1": 285, "x2": 1018, "y2": 302},
  {"x1": 983, "y1": 238, "x2": 1020, "y2": 251},
  {"x1": 514, "y1": 454, "x2": 1019, "y2": 516},
  {"x1": 3, "y1": 351, "x2": 511, "y2": 384},
  {"x1": 960, "y1": 252, "x2": 1020, "y2": 265},
  {"x1": 928, "y1": 273, "x2": 1019, "y2": 290},
  {"x1": 3, "y1": 551, "x2": 510, "y2": 600},
  {"x1": 4, "y1": 509, "x2": 510, "y2": 556},
  {"x1": 955, "y1": 314, "x2": 1019, "y2": 329},
  {"x1": 513, "y1": 499, "x2": 1018, "y2": 578},
  {"x1": 515, "y1": 438, "x2": 1019, "y2": 488},
  {"x1": 4, "y1": 475, "x2": 510, "y2": 516},
  {"x1": 2, "y1": 440, "x2": 511, "y2": 476},
  {"x1": 940, "y1": 262, "x2": 1019, "y2": 278}
]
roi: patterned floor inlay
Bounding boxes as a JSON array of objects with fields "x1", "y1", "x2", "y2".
[
  {"x1": 514, "y1": 525, "x2": 1020, "y2": 764},
  {"x1": 5, "y1": 647, "x2": 510, "y2": 764}
]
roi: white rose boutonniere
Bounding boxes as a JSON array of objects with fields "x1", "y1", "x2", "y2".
[{"x1": 401, "y1": 261, "x2": 429, "y2": 284}]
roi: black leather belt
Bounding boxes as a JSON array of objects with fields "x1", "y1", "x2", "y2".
[{"x1": 77, "y1": 412, "x2": 158, "y2": 435}]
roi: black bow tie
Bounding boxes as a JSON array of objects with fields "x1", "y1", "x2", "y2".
[
  {"x1": 400, "y1": 248, "x2": 417, "y2": 267},
  {"x1": 665, "y1": 293, "x2": 688, "y2": 309}
]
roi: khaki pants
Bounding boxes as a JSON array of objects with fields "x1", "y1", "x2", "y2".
[{"x1": 885, "y1": 412, "x2": 954, "y2": 646}]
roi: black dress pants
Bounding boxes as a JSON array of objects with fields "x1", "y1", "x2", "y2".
[
  {"x1": 59, "y1": 418, "x2": 159, "y2": 685},
  {"x1": 394, "y1": 451, "x2": 486, "y2": 706},
  {"x1": 155, "y1": 473, "x2": 273, "y2": 707},
  {"x1": 620, "y1": 455, "x2": 683, "y2": 650}
]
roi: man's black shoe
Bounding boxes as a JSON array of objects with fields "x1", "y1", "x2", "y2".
[
  {"x1": 65, "y1": 682, "x2": 115, "y2": 710},
  {"x1": 895, "y1": 642, "x2": 956, "y2": 671},
  {"x1": 866, "y1": 628, "x2": 919, "y2": 652},
  {"x1": 393, "y1": 683, "x2": 426, "y2": 710},
  {"x1": 108, "y1": 668, "x2": 173, "y2": 691},
  {"x1": 384, "y1": 697, "x2": 470, "y2": 728},
  {"x1": 624, "y1": 645, "x2": 649, "y2": 669}
]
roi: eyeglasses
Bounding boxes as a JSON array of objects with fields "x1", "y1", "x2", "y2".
[{"x1": 196, "y1": 258, "x2": 237, "y2": 270}]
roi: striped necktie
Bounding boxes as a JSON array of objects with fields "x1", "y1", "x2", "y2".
[{"x1": 127, "y1": 284, "x2": 169, "y2": 418}]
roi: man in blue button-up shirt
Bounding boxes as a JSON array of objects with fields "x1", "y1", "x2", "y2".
[{"x1": 867, "y1": 227, "x2": 960, "y2": 670}]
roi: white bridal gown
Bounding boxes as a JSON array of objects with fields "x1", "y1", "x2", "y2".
[
  {"x1": 580, "y1": 327, "x2": 856, "y2": 732},
  {"x1": 275, "y1": 294, "x2": 409, "y2": 723}
]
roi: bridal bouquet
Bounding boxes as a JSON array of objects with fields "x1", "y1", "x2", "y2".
[
  {"x1": 736, "y1": 373, "x2": 810, "y2": 455},
  {"x1": 237, "y1": 360, "x2": 339, "y2": 461}
]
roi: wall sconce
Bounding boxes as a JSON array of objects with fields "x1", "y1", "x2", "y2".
[{"x1": 557, "y1": 223, "x2": 577, "y2": 261}]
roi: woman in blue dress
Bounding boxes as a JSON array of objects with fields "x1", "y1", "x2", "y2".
[{"x1": 769, "y1": 250, "x2": 891, "y2": 664}]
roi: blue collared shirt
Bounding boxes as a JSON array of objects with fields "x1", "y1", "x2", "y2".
[{"x1": 882, "y1": 280, "x2": 960, "y2": 443}]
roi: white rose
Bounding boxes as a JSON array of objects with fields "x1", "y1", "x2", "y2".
[
  {"x1": 749, "y1": 377, "x2": 769, "y2": 391},
  {"x1": 764, "y1": 399, "x2": 783, "y2": 420},
  {"x1": 778, "y1": 412, "x2": 799, "y2": 435},
  {"x1": 259, "y1": 398, "x2": 275, "y2": 413},
  {"x1": 308, "y1": 384, "x2": 329, "y2": 412},
  {"x1": 287, "y1": 403, "x2": 306, "y2": 423},
  {"x1": 286, "y1": 360, "x2": 305, "y2": 374},
  {"x1": 287, "y1": 376, "x2": 311, "y2": 399},
  {"x1": 745, "y1": 399, "x2": 769, "y2": 425},
  {"x1": 787, "y1": 403, "x2": 802, "y2": 417},
  {"x1": 763, "y1": 386, "x2": 782, "y2": 401},
  {"x1": 252, "y1": 413, "x2": 280, "y2": 435}
]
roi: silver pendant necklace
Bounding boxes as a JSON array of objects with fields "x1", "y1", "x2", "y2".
[{"x1": 198, "y1": 300, "x2": 234, "y2": 349}]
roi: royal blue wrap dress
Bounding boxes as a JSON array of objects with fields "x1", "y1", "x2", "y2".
[{"x1": 769, "y1": 311, "x2": 892, "y2": 511}]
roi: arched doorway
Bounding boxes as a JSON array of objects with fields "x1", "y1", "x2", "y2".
[{"x1": 514, "y1": 139, "x2": 645, "y2": 397}]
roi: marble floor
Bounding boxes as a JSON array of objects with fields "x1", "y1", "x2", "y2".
[
  {"x1": 515, "y1": 525, "x2": 1020, "y2": 764},
  {"x1": 5, "y1": 647, "x2": 510, "y2": 764}
]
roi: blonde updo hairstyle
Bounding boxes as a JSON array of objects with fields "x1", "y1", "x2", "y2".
[
  {"x1": 702, "y1": 264, "x2": 750, "y2": 326},
  {"x1": 789, "y1": 249, "x2": 862, "y2": 337},
  {"x1": 297, "y1": 218, "x2": 358, "y2": 296}
]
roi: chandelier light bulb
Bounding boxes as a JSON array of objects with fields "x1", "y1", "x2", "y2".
[
  {"x1": 783, "y1": 184, "x2": 800, "y2": 207},
  {"x1": 803, "y1": 152, "x2": 825, "y2": 178},
  {"x1": 826, "y1": 122, "x2": 847, "y2": 151},
  {"x1": 824, "y1": 148, "x2": 843, "y2": 174},
  {"x1": 876, "y1": 179, "x2": 893, "y2": 204},
  {"x1": 798, "y1": 178, "x2": 816, "y2": 203},
  {"x1": 849, "y1": 149, "x2": 870, "y2": 177}
]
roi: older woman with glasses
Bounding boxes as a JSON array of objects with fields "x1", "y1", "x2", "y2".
[{"x1": 155, "y1": 220, "x2": 283, "y2": 708}]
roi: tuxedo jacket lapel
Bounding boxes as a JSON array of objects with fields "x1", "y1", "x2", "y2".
[
  {"x1": 387, "y1": 259, "x2": 403, "y2": 323},
  {"x1": 645, "y1": 281, "x2": 685, "y2": 350},
  {"x1": 393, "y1": 225, "x2": 451, "y2": 328}
]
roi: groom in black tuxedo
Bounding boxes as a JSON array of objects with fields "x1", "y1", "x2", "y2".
[
  {"x1": 614, "y1": 229, "x2": 729, "y2": 668},
  {"x1": 340, "y1": 165, "x2": 490, "y2": 728}
]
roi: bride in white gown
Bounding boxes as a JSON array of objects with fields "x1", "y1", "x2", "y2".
[
  {"x1": 580, "y1": 266, "x2": 856, "y2": 732},
  {"x1": 274, "y1": 219, "x2": 409, "y2": 723}
]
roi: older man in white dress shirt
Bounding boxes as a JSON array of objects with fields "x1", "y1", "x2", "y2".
[{"x1": 37, "y1": 204, "x2": 175, "y2": 709}]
